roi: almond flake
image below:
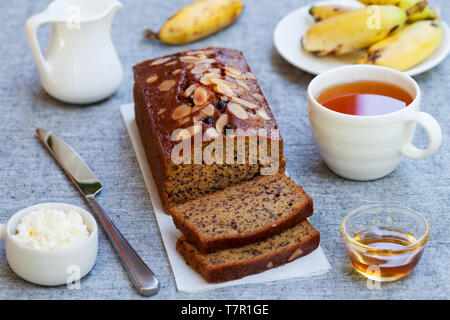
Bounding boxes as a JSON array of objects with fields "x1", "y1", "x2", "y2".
[
  {"x1": 236, "y1": 79, "x2": 250, "y2": 91},
  {"x1": 193, "y1": 113, "x2": 206, "y2": 122},
  {"x1": 215, "y1": 114, "x2": 229, "y2": 133},
  {"x1": 256, "y1": 108, "x2": 271, "y2": 120},
  {"x1": 184, "y1": 84, "x2": 197, "y2": 97},
  {"x1": 165, "y1": 61, "x2": 177, "y2": 66},
  {"x1": 253, "y1": 93, "x2": 265, "y2": 102},
  {"x1": 151, "y1": 57, "x2": 171, "y2": 66},
  {"x1": 159, "y1": 80, "x2": 176, "y2": 92},
  {"x1": 172, "y1": 69, "x2": 182, "y2": 75},
  {"x1": 193, "y1": 87, "x2": 208, "y2": 106},
  {"x1": 180, "y1": 56, "x2": 202, "y2": 63},
  {"x1": 232, "y1": 97, "x2": 258, "y2": 109},
  {"x1": 243, "y1": 72, "x2": 256, "y2": 80},
  {"x1": 157, "y1": 108, "x2": 166, "y2": 115},
  {"x1": 195, "y1": 58, "x2": 215, "y2": 65},
  {"x1": 208, "y1": 68, "x2": 221, "y2": 74},
  {"x1": 225, "y1": 66, "x2": 242, "y2": 78},
  {"x1": 201, "y1": 104, "x2": 215, "y2": 116},
  {"x1": 172, "y1": 104, "x2": 192, "y2": 120},
  {"x1": 227, "y1": 103, "x2": 249, "y2": 120},
  {"x1": 200, "y1": 73, "x2": 219, "y2": 85},
  {"x1": 146, "y1": 75, "x2": 158, "y2": 84},
  {"x1": 215, "y1": 82, "x2": 235, "y2": 97},
  {"x1": 178, "y1": 116, "x2": 191, "y2": 125},
  {"x1": 204, "y1": 127, "x2": 221, "y2": 141},
  {"x1": 191, "y1": 63, "x2": 210, "y2": 75}
]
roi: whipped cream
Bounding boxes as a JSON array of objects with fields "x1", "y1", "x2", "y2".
[{"x1": 15, "y1": 208, "x2": 90, "y2": 250}]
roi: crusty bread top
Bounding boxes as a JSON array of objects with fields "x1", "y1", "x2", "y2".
[{"x1": 133, "y1": 47, "x2": 280, "y2": 159}]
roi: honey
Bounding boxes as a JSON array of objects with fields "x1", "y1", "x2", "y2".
[{"x1": 345, "y1": 226, "x2": 424, "y2": 281}]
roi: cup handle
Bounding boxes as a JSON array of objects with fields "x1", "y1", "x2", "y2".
[
  {"x1": 25, "y1": 9, "x2": 52, "y2": 77},
  {"x1": 400, "y1": 111, "x2": 442, "y2": 159},
  {"x1": 0, "y1": 223, "x2": 5, "y2": 240}
]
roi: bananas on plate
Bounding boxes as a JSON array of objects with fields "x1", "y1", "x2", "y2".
[
  {"x1": 303, "y1": 5, "x2": 407, "y2": 56},
  {"x1": 358, "y1": 20, "x2": 443, "y2": 71},
  {"x1": 303, "y1": 0, "x2": 443, "y2": 71},
  {"x1": 144, "y1": 0, "x2": 244, "y2": 45}
]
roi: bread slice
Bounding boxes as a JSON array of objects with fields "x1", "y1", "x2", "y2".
[
  {"x1": 170, "y1": 173, "x2": 313, "y2": 253},
  {"x1": 177, "y1": 219, "x2": 320, "y2": 283}
]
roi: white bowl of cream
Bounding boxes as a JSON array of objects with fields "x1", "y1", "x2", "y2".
[{"x1": 0, "y1": 203, "x2": 98, "y2": 286}]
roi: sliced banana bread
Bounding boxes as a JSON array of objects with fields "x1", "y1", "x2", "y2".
[
  {"x1": 176, "y1": 219, "x2": 320, "y2": 283},
  {"x1": 170, "y1": 172, "x2": 313, "y2": 253}
]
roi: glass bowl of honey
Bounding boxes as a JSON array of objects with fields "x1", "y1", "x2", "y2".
[{"x1": 340, "y1": 204, "x2": 430, "y2": 282}]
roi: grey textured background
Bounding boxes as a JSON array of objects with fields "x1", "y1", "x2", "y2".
[{"x1": 0, "y1": 0, "x2": 448, "y2": 300}]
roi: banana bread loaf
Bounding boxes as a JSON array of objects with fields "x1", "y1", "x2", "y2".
[
  {"x1": 176, "y1": 219, "x2": 320, "y2": 283},
  {"x1": 170, "y1": 172, "x2": 313, "y2": 253},
  {"x1": 134, "y1": 47, "x2": 285, "y2": 212}
]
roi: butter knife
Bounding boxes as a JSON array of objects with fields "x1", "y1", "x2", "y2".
[{"x1": 36, "y1": 129, "x2": 159, "y2": 296}]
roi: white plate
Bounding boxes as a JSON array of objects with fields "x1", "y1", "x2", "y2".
[{"x1": 274, "y1": 0, "x2": 450, "y2": 76}]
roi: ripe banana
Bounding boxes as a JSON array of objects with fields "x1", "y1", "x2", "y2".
[
  {"x1": 309, "y1": 5, "x2": 352, "y2": 22},
  {"x1": 144, "y1": 0, "x2": 244, "y2": 45},
  {"x1": 357, "y1": 0, "x2": 437, "y2": 21},
  {"x1": 358, "y1": 20, "x2": 443, "y2": 71},
  {"x1": 302, "y1": 6, "x2": 407, "y2": 56}
]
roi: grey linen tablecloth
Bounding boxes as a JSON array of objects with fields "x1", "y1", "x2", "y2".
[{"x1": 0, "y1": 0, "x2": 448, "y2": 299}]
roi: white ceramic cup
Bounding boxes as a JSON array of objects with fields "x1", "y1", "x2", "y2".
[
  {"x1": 308, "y1": 65, "x2": 442, "y2": 181},
  {"x1": 0, "y1": 203, "x2": 98, "y2": 286}
]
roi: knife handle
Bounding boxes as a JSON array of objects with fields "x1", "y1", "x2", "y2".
[{"x1": 86, "y1": 196, "x2": 160, "y2": 296}]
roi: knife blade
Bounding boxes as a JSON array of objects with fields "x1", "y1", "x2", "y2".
[{"x1": 36, "y1": 129, "x2": 159, "y2": 297}]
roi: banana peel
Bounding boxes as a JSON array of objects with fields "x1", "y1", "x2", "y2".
[
  {"x1": 144, "y1": 0, "x2": 244, "y2": 45},
  {"x1": 309, "y1": 5, "x2": 352, "y2": 22}
]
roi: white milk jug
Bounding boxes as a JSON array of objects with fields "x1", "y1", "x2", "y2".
[{"x1": 26, "y1": 0, "x2": 123, "y2": 104}]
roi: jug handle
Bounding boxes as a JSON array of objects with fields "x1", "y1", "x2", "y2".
[
  {"x1": 0, "y1": 223, "x2": 5, "y2": 240},
  {"x1": 26, "y1": 9, "x2": 52, "y2": 76}
]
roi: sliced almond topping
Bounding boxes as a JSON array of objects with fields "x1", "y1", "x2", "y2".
[
  {"x1": 215, "y1": 114, "x2": 229, "y2": 133},
  {"x1": 232, "y1": 97, "x2": 258, "y2": 109},
  {"x1": 210, "y1": 78, "x2": 237, "y2": 89},
  {"x1": 180, "y1": 56, "x2": 201, "y2": 64},
  {"x1": 186, "y1": 50, "x2": 203, "y2": 56},
  {"x1": 256, "y1": 108, "x2": 271, "y2": 120},
  {"x1": 197, "y1": 53, "x2": 207, "y2": 59},
  {"x1": 204, "y1": 127, "x2": 221, "y2": 141},
  {"x1": 172, "y1": 69, "x2": 182, "y2": 75},
  {"x1": 192, "y1": 104, "x2": 205, "y2": 113},
  {"x1": 157, "y1": 108, "x2": 166, "y2": 115},
  {"x1": 201, "y1": 104, "x2": 215, "y2": 116},
  {"x1": 200, "y1": 73, "x2": 219, "y2": 85},
  {"x1": 159, "y1": 80, "x2": 176, "y2": 92},
  {"x1": 146, "y1": 75, "x2": 158, "y2": 84},
  {"x1": 208, "y1": 68, "x2": 221, "y2": 74},
  {"x1": 215, "y1": 82, "x2": 235, "y2": 97},
  {"x1": 195, "y1": 58, "x2": 215, "y2": 65},
  {"x1": 151, "y1": 57, "x2": 171, "y2": 66},
  {"x1": 184, "y1": 84, "x2": 197, "y2": 97},
  {"x1": 243, "y1": 72, "x2": 256, "y2": 80},
  {"x1": 173, "y1": 128, "x2": 191, "y2": 141},
  {"x1": 225, "y1": 66, "x2": 242, "y2": 77},
  {"x1": 227, "y1": 103, "x2": 249, "y2": 120},
  {"x1": 192, "y1": 113, "x2": 206, "y2": 122},
  {"x1": 165, "y1": 61, "x2": 177, "y2": 66},
  {"x1": 191, "y1": 63, "x2": 210, "y2": 75},
  {"x1": 253, "y1": 93, "x2": 265, "y2": 102},
  {"x1": 172, "y1": 104, "x2": 192, "y2": 120},
  {"x1": 236, "y1": 79, "x2": 250, "y2": 91},
  {"x1": 186, "y1": 63, "x2": 194, "y2": 70},
  {"x1": 178, "y1": 116, "x2": 191, "y2": 125},
  {"x1": 193, "y1": 87, "x2": 208, "y2": 106},
  {"x1": 203, "y1": 49, "x2": 216, "y2": 55}
]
